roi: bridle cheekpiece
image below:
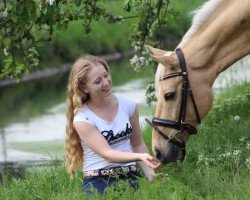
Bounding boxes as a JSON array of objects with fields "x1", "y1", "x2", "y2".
[{"x1": 146, "y1": 48, "x2": 201, "y2": 161}]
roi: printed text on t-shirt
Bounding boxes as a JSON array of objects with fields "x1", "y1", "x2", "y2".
[{"x1": 101, "y1": 123, "x2": 132, "y2": 145}]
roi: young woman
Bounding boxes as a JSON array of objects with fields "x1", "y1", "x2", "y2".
[{"x1": 65, "y1": 55, "x2": 160, "y2": 195}]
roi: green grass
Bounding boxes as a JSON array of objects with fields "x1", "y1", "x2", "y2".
[{"x1": 1, "y1": 82, "x2": 249, "y2": 199}]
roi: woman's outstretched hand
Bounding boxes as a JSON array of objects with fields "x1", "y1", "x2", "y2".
[{"x1": 140, "y1": 153, "x2": 162, "y2": 169}]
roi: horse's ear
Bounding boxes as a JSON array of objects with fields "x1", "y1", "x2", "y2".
[
  {"x1": 146, "y1": 45, "x2": 166, "y2": 56},
  {"x1": 150, "y1": 54, "x2": 178, "y2": 69},
  {"x1": 146, "y1": 45, "x2": 178, "y2": 68}
]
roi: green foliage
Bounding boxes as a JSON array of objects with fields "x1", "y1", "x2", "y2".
[
  {"x1": 37, "y1": 0, "x2": 206, "y2": 70},
  {"x1": 0, "y1": 0, "x2": 181, "y2": 80},
  {"x1": 0, "y1": 0, "x2": 125, "y2": 79},
  {"x1": 0, "y1": 0, "x2": 207, "y2": 80}
]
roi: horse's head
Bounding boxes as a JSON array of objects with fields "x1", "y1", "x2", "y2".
[{"x1": 147, "y1": 45, "x2": 214, "y2": 164}]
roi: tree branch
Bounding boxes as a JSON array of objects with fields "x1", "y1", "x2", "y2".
[{"x1": 4, "y1": 0, "x2": 7, "y2": 9}]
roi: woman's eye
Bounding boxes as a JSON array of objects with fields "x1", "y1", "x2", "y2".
[
  {"x1": 164, "y1": 92, "x2": 176, "y2": 101},
  {"x1": 95, "y1": 79, "x2": 101, "y2": 84},
  {"x1": 104, "y1": 73, "x2": 109, "y2": 78}
]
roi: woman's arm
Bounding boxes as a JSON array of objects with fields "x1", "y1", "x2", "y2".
[
  {"x1": 74, "y1": 121, "x2": 157, "y2": 168},
  {"x1": 130, "y1": 107, "x2": 161, "y2": 182}
]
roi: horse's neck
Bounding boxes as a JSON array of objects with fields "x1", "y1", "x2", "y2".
[{"x1": 180, "y1": 0, "x2": 250, "y2": 85}]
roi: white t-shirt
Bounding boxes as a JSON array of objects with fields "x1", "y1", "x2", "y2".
[{"x1": 73, "y1": 94, "x2": 136, "y2": 171}]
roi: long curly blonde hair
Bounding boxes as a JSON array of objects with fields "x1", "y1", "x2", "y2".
[{"x1": 65, "y1": 55, "x2": 110, "y2": 176}]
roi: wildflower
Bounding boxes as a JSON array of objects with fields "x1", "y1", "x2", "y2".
[
  {"x1": 214, "y1": 105, "x2": 221, "y2": 109},
  {"x1": 232, "y1": 149, "x2": 240, "y2": 156},
  {"x1": 239, "y1": 137, "x2": 246, "y2": 142},
  {"x1": 234, "y1": 115, "x2": 240, "y2": 121},
  {"x1": 3, "y1": 8, "x2": 8, "y2": 18},
  {"x1": 3, "y1": 48, "x2": 9, "y2": 56},
  {"x1": 225, "y1": 152, "x2": 231, "y2": 157},
  {"x1": 198, "y1": 154, "x2": 204, "y2": 161},
  {"x1": 197, "y1": 154, "x2": 205, "y2": 164},
  {"x1": 219, "y1": 153, "x2": 225, "y2": 159}
]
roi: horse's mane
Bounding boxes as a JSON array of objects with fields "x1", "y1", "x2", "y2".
[
  {"x1": 155, "y1": 0, "x2": 225, "y2": 95},
  {"x1": 178, "y1": 0, "x2": 223, "y2": 48}
]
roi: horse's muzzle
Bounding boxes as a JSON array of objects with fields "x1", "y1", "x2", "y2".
[{"x1": 155, "y1": 141, "x2": 181, "y2": 164}]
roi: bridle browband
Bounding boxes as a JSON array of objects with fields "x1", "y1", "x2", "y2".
[{"x1": 146, "y1": 48, "x2": 201, "y2": 161}]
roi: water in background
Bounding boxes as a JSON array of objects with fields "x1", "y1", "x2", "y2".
[{"x1": 0, "y1": 55, "x2": 249, "y2": 163}]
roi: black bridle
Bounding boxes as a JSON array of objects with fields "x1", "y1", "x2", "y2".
[{"x1": 146, "y1": 48, "x2": 201, "y2": 161}]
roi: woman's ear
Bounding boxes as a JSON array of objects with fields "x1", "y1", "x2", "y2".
[{"x1": 80, "y1": 85, "x2": 89, "y2": 94}]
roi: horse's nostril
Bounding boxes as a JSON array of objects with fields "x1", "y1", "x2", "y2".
[{"x1": 155, "y1": 149, "x2": 161, "y2": 160}]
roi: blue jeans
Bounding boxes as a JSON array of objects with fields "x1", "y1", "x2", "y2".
[{"x1": 82, "y1": 171, "x2": 141, "y2": 195}]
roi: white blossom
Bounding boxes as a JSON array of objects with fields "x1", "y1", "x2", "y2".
[
  {"x1": 3, "y1": 8, "x2": 8, "y2": 18},
  {"x1": 134, "y1": 45, "x2": 140, "y2": 51},
  {"x1": 49, "y1": 0, "x2": 55, "y2": 6},
  {"x1": 3, "y1": 48, "x2": 9, "y2": 56},
  {"x1": 132, "y1": 41, "x2": 142, "y2": 52},
  {"x1": 130, "y1": 55, "x2": 147, "y2": 72}
]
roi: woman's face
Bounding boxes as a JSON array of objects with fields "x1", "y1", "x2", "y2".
[{"x1": 83, "y1": 63, "x2": 112, "y2": 98}]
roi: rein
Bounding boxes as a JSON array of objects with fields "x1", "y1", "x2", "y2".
[{"x1": 146, "y1": 48, "x2": 201, "y2": 161}]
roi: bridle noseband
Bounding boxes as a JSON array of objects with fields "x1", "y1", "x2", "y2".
[{"x1": 146, "y1": 48, "x2": 201, "y2": 161}]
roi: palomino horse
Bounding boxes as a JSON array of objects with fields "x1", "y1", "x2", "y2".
[{"x1": 146, "y1": 0, "x2": 250, "y2": 164}]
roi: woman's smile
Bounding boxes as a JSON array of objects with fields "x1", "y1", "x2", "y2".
[{"x1": 101, "y1": 85, "x2": 111, "y2": 92}]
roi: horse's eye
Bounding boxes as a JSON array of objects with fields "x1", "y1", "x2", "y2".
[{"x1": 164, "y1": 92, "x2": 176, "y2": 101}]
